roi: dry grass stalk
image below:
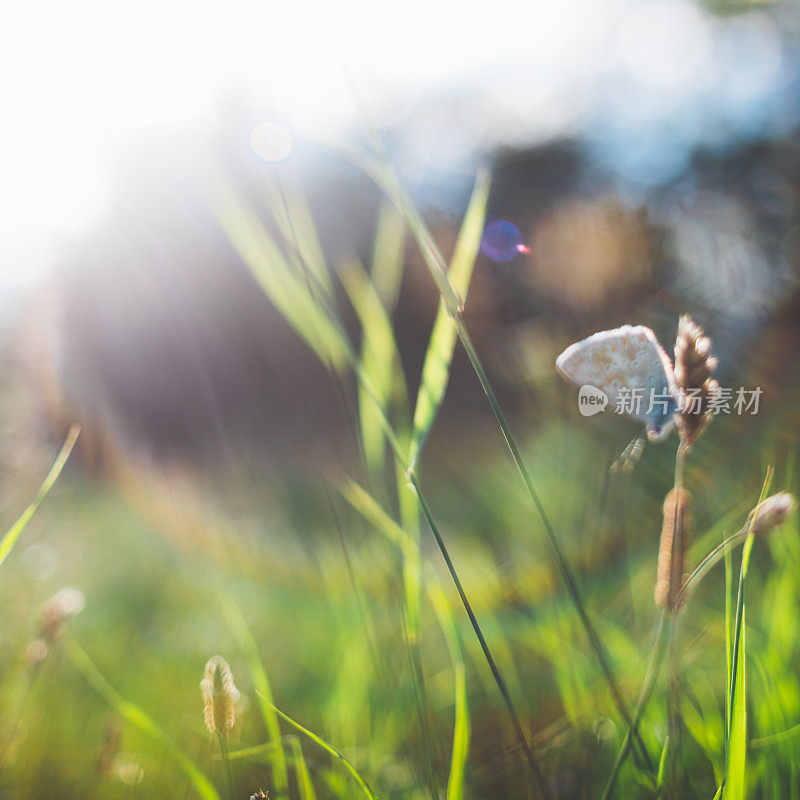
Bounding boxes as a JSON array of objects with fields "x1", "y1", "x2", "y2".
[{"x1": 655, "y1": 488, "x2": 693, "y2": 609}]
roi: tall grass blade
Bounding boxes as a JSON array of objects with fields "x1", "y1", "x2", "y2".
[
  {"x1": 290, "y1": 737, "x2": 319, "y2": 800},
  {"x1": 340, "y1": 479, "x2": 468, "y2": 799},
  {"x1": 360, "y1": 152, "x2": 651, "y2": 770},
  {"x1": 657, "y1": 736, "x2": 670, "y2": 791},
  {"x1": 725, "y1": 470, "x2": 773, "y2": 800},
  {"x1": 221, "y1": 594, "x2": 289, "y2": 796},
  {"x1": 408, "y1": 471, "x2": 551, "y2": 800},
  {"x1": 224, "y1": 742, "x2": 282, "y2": 761},
  {"x1": 263, "y1": 176, "x2": 333, "y2": 296},
  {"x1": 409, "y1": 170, "x2": 491, "y2": 469},
  {"x1": 213, "y1": 182, "x2": 348, "y2": 371},
  {"x1": 0, "y1": 424, "x2": 80, "y2": 569},
  {"x1": 340, "y1": 257, "x2": 409, "y2": 474},
  {"x1": 65, "y1": 636, "x2": 220, "y2": 800},
  {"x1": 269, "y1": 702, "x2": 378, "y2": 800},
  {"x1": 427, "y1": 573, "x2": 470, "y2": 800},
  {"x1": 370, "y1": 200, "x2": 406, "y2": 310},
  {"x1": 601, "y1": 611, "x2": 669, "y2": 800},
  {"x1": 726, "y1": 608, "x2": 747, "y2": 800}
]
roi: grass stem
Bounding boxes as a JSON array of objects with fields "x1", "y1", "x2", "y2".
[
  {"x1": 452, "y1": 323, "x2": 653, "y2": 771},
  {"x1": 667, "y1": 445, "x2": 687, "y2": 800},
  {"x1": 217, "y1": 732, "x2": 235, "y2": 800},
  {"x1": 408, "y1": 471, "x2": 552, "y2": 800},
  {"x1": 601, "y1": 610, "x2": 669, "y2": 800}
]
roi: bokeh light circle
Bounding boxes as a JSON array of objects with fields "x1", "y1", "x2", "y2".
[
  {"x1": 249, "y1": 122, "x2": 293, "y2": 163},
  {"x1": 481, "y1": 220, "x2": 528, "y2": 262}
]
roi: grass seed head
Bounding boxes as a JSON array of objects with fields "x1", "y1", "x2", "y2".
[
  {"x1": 674, "y1": 315, "x2": 719, "y2": 449},
  {"x1": 200, "y1": 656, "x2": 240, "y2": 734},
  {"x1": 39, "y1": 587, "x2": 86, "y2": 642},
  {"x1": 745, "y1": 492, "x2": 796, "y2": 539},
  {"x1": 25, "y1": 639, "x2": 50, "y2": 668}
]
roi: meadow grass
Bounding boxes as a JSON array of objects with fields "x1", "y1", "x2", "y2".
[{"x1": 0, "y1": 149, "x2": 798, "y2": 800}]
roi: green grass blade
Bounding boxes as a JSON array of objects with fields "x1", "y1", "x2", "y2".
[
  {"x1": 601, "y1": 611, "x2": 669, "y2": 800},
  {"x1": 0, "y1": 424, "x2": 80, "y2": 569},
  {"x1": 263, "y1": 176, "x2": 333, "y2": 296},
  {"x1": 216, "y1": 179, "x2": 409, "y2": 462},
  {"x1": 225, "y1": 742, "x2": 281, "y2": 761},
  {"x1": 353, "y1": 151, "x2": 462, "y2": 315},
  {"x1": 64, "y1": 636, "x2": 220, "y2": 800},
  {"x1": 726, "y1": 609, "x2": 747, "y2": 800},
  {"x1": 361, "y1": 151, "x2": 650, "y2": 771},
  {"x1": 290, "y1": 737, "x2": 319, "y2": 800},
  {"x1": 725, "y1": 527, "x2": 733, "y2": 740},
  {"x1": 370, "y1": 200, "x2": 406, "y2": 310},
  {"x1": 427, "y1": 572, "x2": 470, "y2": 800},
  {"x1": 340, "y1": 256, "x2": 409, "y2": 473},
  {"x1": 220, "y1": 594, "x2": 290, "y2": 796},
  {"x1": 408, "y1": 472, "x2": 551, "y2": 800},
  {"x1": 657, "y1": 736, "x2": 670, "y2": 790},
  {"x1": 227, "y1": 739, "x2": 317, "y2": 800},
  {"x1": 409, "y1": 170, "x2": 491, "y2": 469},
  {"x1": 751, "y1": 721, "x2": 800, "y2": 749},
  {"x1": 725, "y1": 469, "x2": 773, "y2": 800},
  {"x1": 213, "y1": 182, "x2": 348, "y2": 371},
  {"x1": 269, "y1": 702, "x2": 377, "y2": 800},
  {"x1": 341, "y1": 479, "x2": 473, "y2": 798},
  {"x1": 339, "y1": 478, "x2": 412, "y2": 550}
]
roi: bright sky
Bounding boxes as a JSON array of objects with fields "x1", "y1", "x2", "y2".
[{"x1": 0, "y1": 0, "x2": 790, "y2": 296}]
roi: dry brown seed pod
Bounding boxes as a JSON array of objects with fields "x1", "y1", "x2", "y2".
[{"x1": 655, "y1": 488, "x2": 693, "y2": 609}]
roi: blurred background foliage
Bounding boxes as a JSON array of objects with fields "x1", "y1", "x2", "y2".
[{"x1": 1, "y1": 0, "x2": 800, "y2": 797}]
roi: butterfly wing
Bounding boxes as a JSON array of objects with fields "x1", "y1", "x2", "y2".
[{"x1": 556, "y1": 325, "x2": 679, "y2": 439}]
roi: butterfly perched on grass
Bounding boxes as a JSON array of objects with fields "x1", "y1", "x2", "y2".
[{"x1": 556, "y1": 325, "x2": 682, "y2": 469}]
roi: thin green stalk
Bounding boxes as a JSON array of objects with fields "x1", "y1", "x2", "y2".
[
  {"x1": 0, "y1": 664, "x2": 42, "y2": 775},
  {"x1": 222, "y1": 175, "x2": 552, "y2": 780},
  {"x1": 656, "y1": 736, "x2": 670, "y2": 794},
  {"x1": 217, "y1": 732, "x2": 234, "y2": 800},
  {"x1": 273, "y1": 183, "x2": 436, "y2": 797},
  {"x1": 0, "y1": 424, "x2": 80, "y2": 568},
  {"x1": 340, "y1": 479, "x2": 470, "y2": 800},
  {"x1": 427, "y1": 572, "x2": 469, "y2": 800},
  {"x1": 221, "y1": 163, "x2": 641, "y2": 785},
  {"x1": 269, "y1": 702, "x2": 378, "y2": 800},
  {"x1": 289, "y1": 737, "x2": 318, "y2": 800},
  {"x1": 457, "y1": 324, "x2": 652, "y2": 771},
  {"x1": 680, "y1": 527, "x2": 755, "y2": 603},
  {"x1": 219, "y1": 594, "x2": 289, "y2": 797},
  {"x1": 602, "y1": 610, "x2": 669, "y2": 800},
  {"x1": 359, "y1": 153, "x2": 652, "y2": 770},
  {"x1": 65, "y1": 636, "x2": 220, "y2": 800},
  {"x1": 751, "y1": 721, "x2": 800, "y2": 749},
  {"x1": 408, "y1": 471, "x2": 552, "y2": 800},
  {"x1": 724, "y1": 470, "x2": 772, "y2": 800},
  {"x1": 405, "y1": 609, "x2": 442, "y2": 800},
  {"x1": 726, "y1": 471, "x2": 772, "y2": 743}
]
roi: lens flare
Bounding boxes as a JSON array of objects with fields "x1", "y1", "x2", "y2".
[
  {"x1": 249, "y1": 122, "x2": 293, "y2": 163},
  {"x1": 481, "y1": 220, "x2": 528, "y2": 262}
]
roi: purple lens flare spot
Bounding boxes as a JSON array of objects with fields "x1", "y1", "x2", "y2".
[{"x1": 480, "y1": 220, "x2": 529, "y2": 262}]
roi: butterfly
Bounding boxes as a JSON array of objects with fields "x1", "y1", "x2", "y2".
[{"x1": 556, "y1": 325, "x2": 682, "y2": 452}]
